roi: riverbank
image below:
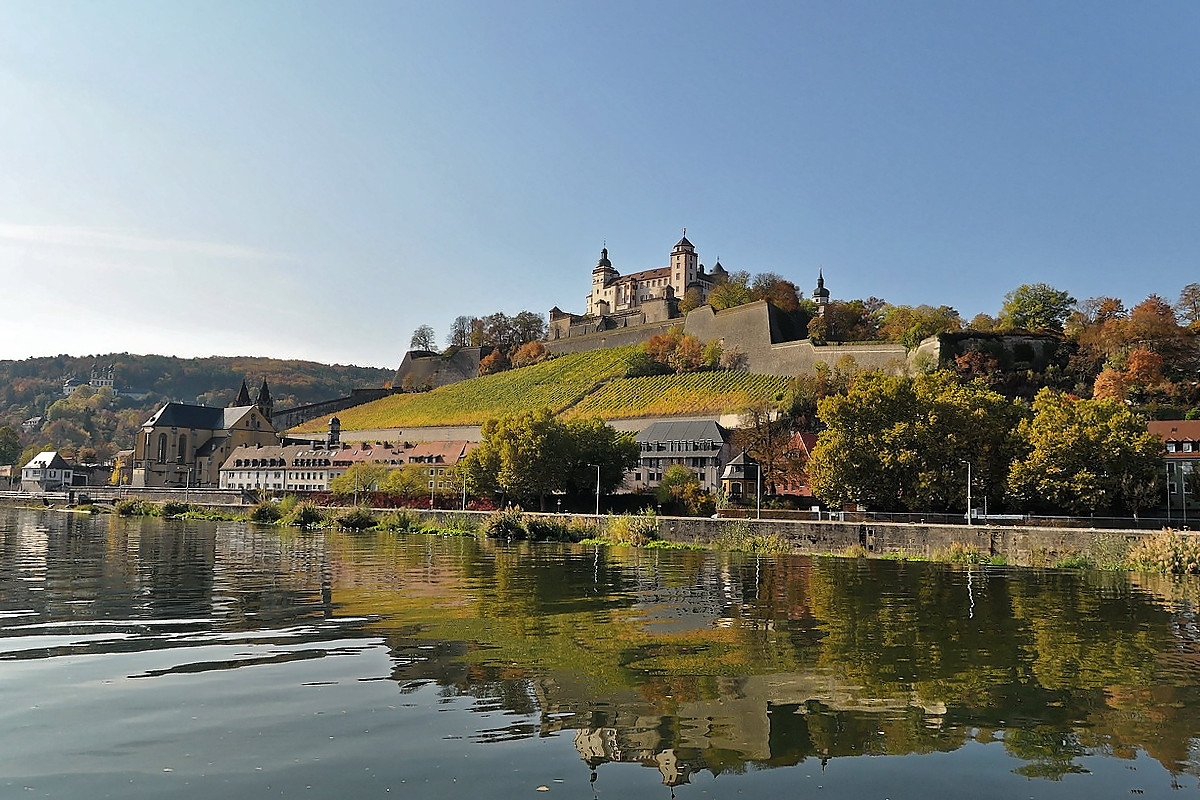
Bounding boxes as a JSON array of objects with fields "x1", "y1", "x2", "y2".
[{"x1": 6, "y1": 492, "x2": 1195, "y2": 573}]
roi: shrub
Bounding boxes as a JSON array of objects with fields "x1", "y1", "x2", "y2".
[
  {"x1": 934, "y1": 541, "x2": 989, "y2": 564},
  {"x1": 840, "y1": 543, "x2": 869, "y2": 559},
  {"x1": 712, "y1": 519, "x2": 788, "y2": 554},
  {"x1": 378, "y1": 508, "x2": 423, "y2": 532},
  {"x1": 605, "y1": 510, "x2": 660, "y2": 545},
  {"x1": 114, "y1": 499, "x2": 159, "y2": 517},
  {"x1": 247, "y1": 500, "x2": 283, "y2": 524},
  {"x1": 282, "y1": 502, "x2": 324, "y2": 529},
  {"x1": 484, "y1": 506, "x2": 528, "y2": 539},
  {"x1": 160, "y1": 500, "x2": 193, "y2": 517},
  {"x1": 1053, "y1": 552, "x2": 1095, "y2": 570},
  {"x1": 333, "y1": 506, "x2": 377, "y2": 531},
  {"x1": 440, "y1": 512, "x2": 481, "y2": 535},
  {"x1": 1126, "y1": 530, "x2": 1200, "y2": 574}
]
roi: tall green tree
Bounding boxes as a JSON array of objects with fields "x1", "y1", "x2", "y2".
[
  {"x1": 458, "y1": 409, "x2": 637, "y2": 510},
  {"x1": 1007, "y1": 389, "x2": 1163, "y2": 515},
  {"x1": 0, "y1": 425, "x2": 23, "y2": 466},
  {"x1": 999, "y1": 283, "x2": 1076, "y2": 332},
  {"x1": 807, "y1": 371, "x2": 1026, "y2": 512}
]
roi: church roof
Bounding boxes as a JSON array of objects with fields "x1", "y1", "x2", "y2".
[{"x1": 143, "y1": 402, "x2": 261, "y2": 432}]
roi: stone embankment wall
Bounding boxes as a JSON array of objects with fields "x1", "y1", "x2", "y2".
[{"x1": 404, "y1": 510, "x2": 1163, "y2": 568}]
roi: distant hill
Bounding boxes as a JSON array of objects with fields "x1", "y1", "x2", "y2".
[
  {"x1": 288, "y1": 347, "x2": 790, "y2": 433},
  {"x1": 0, "y1": 353, "x2": 391, "y2": 463}
]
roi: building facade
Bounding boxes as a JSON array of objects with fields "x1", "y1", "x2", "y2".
[
  {"x1": 21, "y1": 451, "x2": 74, "y2": 491},
  {"x1": 548, "y1": 236, "x2": 728, "y2": 342},
  {"x1": 1148, "y1": 419, "x2": 1200, "y2": 519},
  {"x1": 131, "y1": 381, "x2": 279, "y2": 488},
  {"x1": 625, "y1": 420, "x2": 733, "y2": 494}
]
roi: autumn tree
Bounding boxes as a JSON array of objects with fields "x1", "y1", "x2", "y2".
[
  {"x1": 1177, "y1": 282, "x2": 1200, "y2": 329},
  {"x1": 999, "y1": 283, "x2": 1076, "y2": 332},
  {"x1": 511, "y1": 340, "x2": 551, "y2": 368},
  {"x1": 446, "y1": 316, "x2": 479, "y2": 348},
  {"x1": 1006, "y1": 389, "x2": 1163, "y2": 515},
  {"x1": 478, "y1": 349, "x2": 510, "y2": 376},
  {"x1": 807, "y1": 371, "x2": 1026, "y2": 512},
  {"x1": 733, "y1": 399, "x2": 793, "y2": 495}
]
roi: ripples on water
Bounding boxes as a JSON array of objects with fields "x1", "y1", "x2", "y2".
[{"x1": 1, "y1": 507, "x2": 1198, "y2": 799}]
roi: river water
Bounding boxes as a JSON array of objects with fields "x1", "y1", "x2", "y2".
[{"x1": 1, "y1": 507, "x2": 1198, "y2": 799}]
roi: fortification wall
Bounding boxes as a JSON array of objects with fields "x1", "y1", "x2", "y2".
[
  {"x1": 274, "y1": 388, "x2": 397, "y2": 431},
  {"x1": 683, "y1": 301, "x2": 919, "y2": 376},
  {"x1": 544, "y1": 318, "x2": 681, "y2": 356}
]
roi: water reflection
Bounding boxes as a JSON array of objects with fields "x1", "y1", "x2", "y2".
[{"x1": 1, "y1": 507, "x2": 1198, "y2": 796}]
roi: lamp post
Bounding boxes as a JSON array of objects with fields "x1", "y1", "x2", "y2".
[
  {"x1": 960, "y1": 460, "x2": 972, "y2": 526},
  {"x1": 588, "y1": 463, "x2": 601, "y2": 517},
  {"x1": 755, "y1": 461, "x2": 762, "y2": 520}
]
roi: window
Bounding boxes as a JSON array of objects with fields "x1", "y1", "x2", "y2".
[
  {"x1": 156, "y1": 433, "x2": 168, "y2": 462},
  {"x1": 1168, "y1": 443, "x2": 1177, "y2": 452}
]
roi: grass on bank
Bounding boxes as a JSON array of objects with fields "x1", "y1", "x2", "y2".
[{"x1": 80, "y1": 498, "x2": 1200, "y2": 574}]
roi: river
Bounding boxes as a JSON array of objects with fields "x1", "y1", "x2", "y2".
[{"x1": 1, "y1": 507, "x2": 1198, "y2": 798}]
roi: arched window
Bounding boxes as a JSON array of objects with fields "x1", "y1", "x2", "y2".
[
  {"x1": 156, "y1": 433, "x2": 167, "y2": 463},
  {"x1": 177, "y1": 435, "x2": 187, "y2": 463}
]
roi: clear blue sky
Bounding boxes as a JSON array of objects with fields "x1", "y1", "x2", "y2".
[{"x1": 2, "y1": 1, "x2": 1197, "y2": 368}]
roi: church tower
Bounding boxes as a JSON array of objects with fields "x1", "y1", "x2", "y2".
[
  {"x1": 255, "y1": 379, "x2": 273, "y2": 422},
  {"x1": 812, "y1": 270, "x2": 831, "y2": 315}
]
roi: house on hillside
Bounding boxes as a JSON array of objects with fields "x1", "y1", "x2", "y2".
[
  {"x1": 626, "y1": 420, "x2": 733, "y2": 495},
  {"x1": 1149, "y1": 419, "x2": 1200, "y2": 516},
  {"x1": 21, "y1": 451, "x2": 74, "y2": 491},
  {"x1": 131, "y1": 380, "x2": 279, "y2": 489}
]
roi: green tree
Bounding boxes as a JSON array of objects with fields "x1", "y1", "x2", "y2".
[
  {"x1": 409, "y1": 325, "x2": 436, "y2": 351},
  {"x1": 655, "y1": 463, "x2": 700, "y2": 506},
  {"x1": 330, "y1": 462, "x2": 391, "y2": 496},
  {"x1": 706, "y1": 271, "x2": 755, "y2": 310},
  {"x1": 459, "y1": 409, "x2": 637, "y2": 510},
  {"x1": 381, "y1": 463, "x2": 431, "y2": 497},
  {"x1": 878, "y1": 304, "x2": 962, "y2": 349},
  {"x1": 1007, "y1": 389, "x2": 1163, "y2": 515},
  {"x1": 0, "y1": 425, "x2": 22, "y2": 466},
  {"x1": 999, "y1": 283, "x2": 1076, "y2": 332},
  {"x1": 807, "y1": 371, "x2": 1026, "y2": 511}
]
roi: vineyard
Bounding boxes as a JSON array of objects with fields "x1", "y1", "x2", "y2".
[
  {"x1": 288, "y1": 346, "x2": 791, "y2": 432},
  {"x1": 561, "y1": 371, "x2": 791, "y2": 420},
  {"x1": 289, "y1": 347, "x2": 639, "y2": 432}
]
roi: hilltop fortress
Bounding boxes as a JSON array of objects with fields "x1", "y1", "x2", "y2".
[{"x1": 394, "y1": 234, "x2": 1066, "y2": 390}]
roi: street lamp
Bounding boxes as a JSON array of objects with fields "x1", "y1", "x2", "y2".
[
  {"x1": 960, "y1": 460, "x2": 972, "y2": 525},
  {"x1": 588, "y1": 464, "x2": 600, "y2": 517}
]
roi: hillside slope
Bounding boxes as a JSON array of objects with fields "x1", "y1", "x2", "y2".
[
  {"x1": 290, "y1": 347, "x2": 790, "y2": 432},
  {"x1": 1, "y1": 353, "x2": 392, "y2": 462}
]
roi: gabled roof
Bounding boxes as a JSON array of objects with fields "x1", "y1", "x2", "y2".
[
  {"x1": 1148, "y1": 420, "x2": 1200, "y2": 441},
  {"x1": 23, "y1": 451, "x2": 71, "y2": 470},
  {"x1": 144, "y1": 403, "x2": 263, "y2": 432},
  {"x1": 636, "y1": 419, "x2": 728, "y2": 444}
]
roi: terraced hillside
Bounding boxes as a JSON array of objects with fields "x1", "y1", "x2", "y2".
[{"x1": 288, "y1": 346, "x2": 791, "y2": 432}]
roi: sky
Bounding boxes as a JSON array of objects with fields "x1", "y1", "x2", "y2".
[{"x1": 1, "y1": 1, "x2": 1197, "y2": 369}]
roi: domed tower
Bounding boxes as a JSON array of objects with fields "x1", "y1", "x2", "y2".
[
  {"x1": 588, "y1": 247, "x2": 617, "y2": 315},
  {"x1": 670, "y1": 234, "x2": 698, "y2": 291},
  {"x1": 812, "y1": 270, "x2": 831, "y2": 315}
]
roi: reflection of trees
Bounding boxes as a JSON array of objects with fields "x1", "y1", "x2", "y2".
[{"x1": 316, "y1": 531, "x2": 1196, "y2": 784}]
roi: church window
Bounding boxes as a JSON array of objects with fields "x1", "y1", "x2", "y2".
[{"x1": 156, "y1": 434, "x2": 168, "y2": 462}]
